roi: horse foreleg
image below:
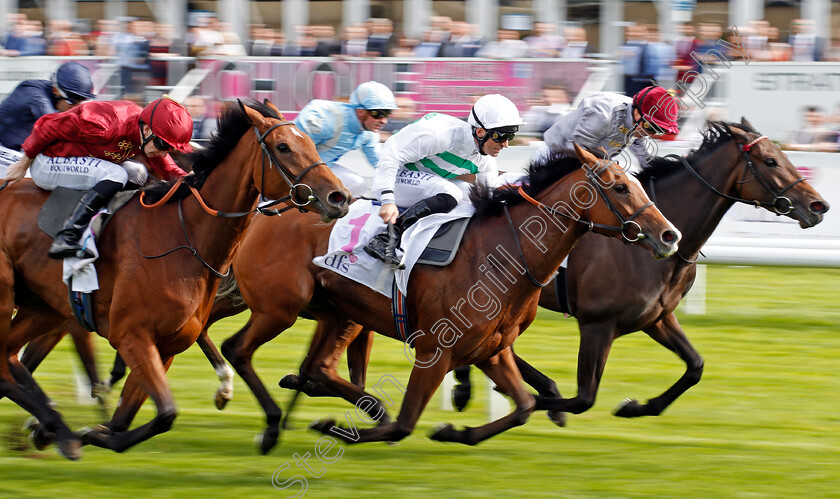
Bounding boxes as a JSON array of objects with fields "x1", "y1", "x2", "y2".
[
  {"x1": 106, "y1": 352, "x2": 127, "y2": 389},
  {"x1": 101, "y1": 369, "x2": 151, "y2": 433},
  {"x1": 614, "y1": 312, "x2": 704, "y2": 418},
  {"x1": 300, "y1": 319, "x2": 390, "y2": 424},
  {"x1": 430, "y1": 347, "x2": 535, "y2": 445},
  {"x1": 512, "y1": 350, "x2": 567, "y2": 427},
  {"x1": 311, "y1": 348, "x2": 449, "y2": 444},
  {"x1": 79, "y1": 338, "x2": 177, "y2": 453},
  {"x1": 20, "y1": 329, "x2": 66, "y2": 374},
  {"x1": 539, "y1": 320, "x2": 615, "y2": 414},
  {"x1": 346, "y1": 327, "x2": 373, "y2": 388},
  {"x1": 6, "y1": 355, "x2": 82, "y2": 459},
  {"x1": 451, "y1": 364, "x2": 472, "y2": 411},
  {"x1": 221, "y1": 314, "x2": 288, "y2": 455},
  {"x1": 196, "y1": 329, "x2": 234, "y2": 410}
]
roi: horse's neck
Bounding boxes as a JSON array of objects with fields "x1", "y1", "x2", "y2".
[
  {"x1": 656, "y1": 144, "x2": 739, "y2": 257},
  {"x1": 493, "y1": 188, "x2": 588, "y2": 289},
  {"x1": 179, "y1": 147, "x2": 261, "y2": 269}
]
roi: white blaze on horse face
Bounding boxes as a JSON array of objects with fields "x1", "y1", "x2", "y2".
[{"x1": 291, "y1": 127, "x2": 304, "y2": 139}]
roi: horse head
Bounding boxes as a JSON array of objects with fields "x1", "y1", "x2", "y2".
[
  {"x1": 239, "y1": 100, "x2": 351, "y2": 221},
  {"x1": 726, "y1": 118, "x2": 828, "y2": 228},
  {"x1": 573, "y1": 144, "x2": 681, "y2": 259}
]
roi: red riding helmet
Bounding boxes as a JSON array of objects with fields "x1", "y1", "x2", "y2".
[
  {"x1": 140, "y1": 96, "x2": 193, "y2": 152},
  {"x1": 632, "y1": 86, "x2": 680, "y2": 134}
]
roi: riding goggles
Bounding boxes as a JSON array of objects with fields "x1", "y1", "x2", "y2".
[
  {"x1": 641, "y1": 120, "x2": 666, "y2": 136},
  {"x1": 487, "y1": 126, "x2": 518, "y2": 143},
  {"x1": 152, "y1": 135, "x2": 174, "y2": 151},
  {"x1": 367, "y1": 109, "x2": 392, "y2": 119}
]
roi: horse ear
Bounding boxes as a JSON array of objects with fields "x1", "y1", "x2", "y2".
[
  {"x1": 573, "y1": 143, "x2": 597, "y2": 167},
  {"x1": 239, "y1": 100, "x2": 270, "y2": 129},
  {"x1": 263, "y1": 99, "x2": 282, "y2": 117},
  {"x1": 740, "y1": 116, "x2": 754, "y2": 130}
]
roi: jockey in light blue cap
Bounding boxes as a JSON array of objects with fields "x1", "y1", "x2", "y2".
[{"x1": 294, "y1": 81, "x2": 398, "y2": 197}]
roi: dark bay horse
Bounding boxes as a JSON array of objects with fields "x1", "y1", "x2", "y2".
[
  {"x1": 0, "y1": 100, "x2": 350, "y2": 459},
  {"x1": 451, "y1": 119, "x2": 829, "y2": 423},
  {"x1": 130, "y1": 145, "x2": 677, "y2": 451}
]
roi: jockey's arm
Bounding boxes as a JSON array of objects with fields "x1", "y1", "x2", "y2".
[
  {"x1": 361, "y1": 131, "x2": 381, "y2": 168},
  {"x1": 294, "y1": 105, "x2": 335, "y2": 146},
  {"x1": 371, "y1": 125, "x2": 443, "y2": 223},
  {"x1": 1, "y1": 153, "x2": 33, "y2": 184}
]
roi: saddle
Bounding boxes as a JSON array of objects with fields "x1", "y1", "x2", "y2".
[
  {"x1": 415, "y1": 218, "x2": 471, "y2": 266},
  {"x1": 37, "y1": 186, "x2": 136, "y2": 239},
  {"x1": 37, "y1": 187, "x2": 137, "y2": 332}
]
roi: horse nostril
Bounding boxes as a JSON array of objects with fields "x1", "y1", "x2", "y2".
[
  {"x1": 810, "y1": 200, "x2": 829, "y2": 215},
  {"x1": 662, "y1": 230, "x2": 679, "y2": 244},
  {"x1": 328, "y1": 191, "x2": 347, "y2": 207}
]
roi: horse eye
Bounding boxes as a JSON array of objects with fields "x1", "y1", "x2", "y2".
[
  {"x1": 765, "y1": 158, "x2": 778, "y2": 167},
  {"x1": 276, "y1": 143, "x2": 290, "y2": 153},
  {"x1": 614, "y1": 183, "x2": 628, "y2": 193}
]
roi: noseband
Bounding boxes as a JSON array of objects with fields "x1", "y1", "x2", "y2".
[
  {"x1": 666, "y1": 129, "x2": 805, "y2": 216},
  {"x1": 253, "y1": 121, "x2": 327, "y2": 212}
]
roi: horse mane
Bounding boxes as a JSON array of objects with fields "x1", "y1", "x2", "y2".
[
  {"x1": 470, "y1": 152, "x2": 581, "y2": 219},
  {"x1": 141, "y1": 99, "x2": 279, "y2": 203},
  {"x1": 635, "y1": 120, "x2": 759, "y2": 186}
]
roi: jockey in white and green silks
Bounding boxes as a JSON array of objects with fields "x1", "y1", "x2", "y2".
[{"x1": 365, "y1": 94, "x2": 525, "y2": 266}]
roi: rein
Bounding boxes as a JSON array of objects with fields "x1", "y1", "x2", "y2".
[
  {"x1": 664, "y1": 131, "x2": 804, "y2": 216},
  {"x1": 137, "y1": 119, "x2": 327, "y2": 276},
  {"x1": 503, "y1": 162, "x2": 656, "y2": 287}
]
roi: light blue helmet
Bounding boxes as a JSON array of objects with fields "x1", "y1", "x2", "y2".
[{"x1": 350, "y1": 81, "x2": 398, "y2": 110}]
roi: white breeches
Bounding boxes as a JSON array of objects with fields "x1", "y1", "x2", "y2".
[
  {"x1": 29, "y1": 154, "x2": 129, "y2": 191},
  {"x1": 392, "y1": 168, "x2": 467, "y2": 209}
]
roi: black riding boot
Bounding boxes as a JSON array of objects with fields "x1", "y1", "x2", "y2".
[
  {"x1": 364, "y1": 194, "x2": 456, "y2": 268},
  {"x1": 47, "y1": 189, "x2": 109, "y2": 260}
]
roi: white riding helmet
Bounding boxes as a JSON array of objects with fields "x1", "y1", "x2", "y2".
[
  {"x1": 350, "y1": 81, "x2": 398, "y2": 110},
  {"x1": 468, "y1": 94, "x2": 525, "y2": 130}
]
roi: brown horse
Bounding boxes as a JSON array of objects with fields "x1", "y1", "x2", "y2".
[
  {"x1": 143, "y1": 145, "x2": 676, "y2": 451},
  {"x1": 0, "y1": 100, "x2": 350, "y2": 459},
  {"x1": 451, "y1": 119, "x2": 829, "y2": 422}
]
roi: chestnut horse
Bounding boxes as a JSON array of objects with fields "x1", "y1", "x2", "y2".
[
  {"x1": 450, "y1": 119, "x2": 829, "y2": 422},
  {"x1": 0, "y1": 100, "x2": 350, "y2": 459},
  {"x1": 95, "y1": 145, "x2": 679, "y2": 452}
]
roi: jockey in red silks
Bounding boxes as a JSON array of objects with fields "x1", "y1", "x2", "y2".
[
  {"x1": 2, "y1": 96, "x2": 192, "y2": 259},
  {"x1": 540, "y1": 85, "x2": 681, "y2": 168}
]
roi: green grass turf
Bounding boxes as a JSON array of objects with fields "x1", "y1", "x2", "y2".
[{"x1": 0, "y1": 265, "x2": 838, "y2": 498}]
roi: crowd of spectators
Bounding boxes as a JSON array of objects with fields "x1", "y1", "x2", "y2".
[{"x1": 785, "y1": 104, "x2": 840, "y2": 152}]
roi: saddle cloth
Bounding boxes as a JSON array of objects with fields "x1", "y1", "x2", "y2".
[{"x1": 313, "y1": 199, "x2": 475, "y2": 296}]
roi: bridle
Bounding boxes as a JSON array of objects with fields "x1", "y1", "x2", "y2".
[
  {"x1": 139, "y1": 119, "x2": 329, "y2": 277},
  {"x1": 503, "y1": 160, "x2": 656, "y2": 287},
  {"x1": 253, "y1": 121, "x2": 327, "y2": 214},
  {"x1": 665, "y1": 127, "x2": 805, "y2": 216}
]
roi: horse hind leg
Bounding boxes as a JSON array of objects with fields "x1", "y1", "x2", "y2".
[
  {"x1": 300, "y1": 319, "x2": 390, "y2": 425},
  {"x1": 430, "y1": 347, "x2": 535, "y2": 445},
  {"x1": 20, "y1": 329, "x2": 67, "y2": 374},
  {"x1": 196, "y1": 329, "x2": 234, "y2": 410},
  {"x1": 614, "y1": 312, "x2": 704, "y2": 418},
  {"x1": 513, "y1": 350, "x2": 567, "y2": 427}
]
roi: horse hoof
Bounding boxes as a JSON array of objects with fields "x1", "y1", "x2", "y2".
[
  {"x1": 77, "y1": 425, "x2": 112, "y2": 448},
  {"x1": 308, "y1": 418, "x2": 336, "y2": 435},
  {"x1": 279, "y1": 374, "x2": 301, "y2": 390},
  {"x1": 613, "y1": 398, "x2": 643, "y2": 418},
  {"x1": 214, "y1": 391, "x2": 230, "y2": 411},
  {"x1": 428, "y1": 423, "x2": 457, "y2": 442},
  {"x1": 56, "y1": 438, "x2": 83, "y2": 461},
  {"x1": 255, "y1": 427, "x2": 280, "y2": 455},
  {"x1": 451, "y1": 386, "x2": 471, "y2": 412},
  {"x1": 547, "y1": 410, "x2": 568, "y2": 427},
  {"x1": 25, "y1": 418, "x2": 55, "y2": 451}
]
